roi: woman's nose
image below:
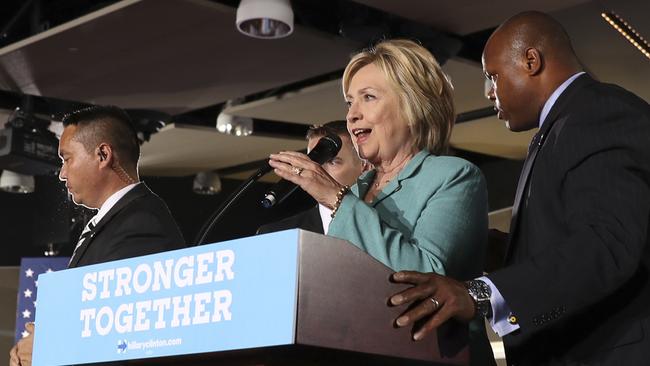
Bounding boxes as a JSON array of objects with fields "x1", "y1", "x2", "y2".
[{"x1": 346, "y1": 102, "x2": 360, "y2": 123}]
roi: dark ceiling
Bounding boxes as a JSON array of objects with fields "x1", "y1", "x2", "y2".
[{"x1": 0, "y1": 0, "x2": 491, "y2": 127}]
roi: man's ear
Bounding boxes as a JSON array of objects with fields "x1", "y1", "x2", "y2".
[
  {"x1": 96, "y1": 144, "x2": 112, "y2": 165},
  {"x1": 524, "y1": 47, "x2": 543, "y2": 76}
]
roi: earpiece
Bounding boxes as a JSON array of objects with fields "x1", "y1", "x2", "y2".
[{"x1": 98, "y1": 149, "x2": 107, "y2": 161}]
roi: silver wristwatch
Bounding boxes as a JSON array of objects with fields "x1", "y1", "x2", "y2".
[{"x1": 465, "y1": 279, "x2": 492, "y2": 319}]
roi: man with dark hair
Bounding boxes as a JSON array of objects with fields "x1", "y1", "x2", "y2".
[
  {"x1": 258, "y1": 120, "x2": 368, "y2": 234},
  {"x1": 10, "y1": 105, "x2": 185, "y2": 366},
  {"x1": 389, "y1": 11, "x2": 650, "y2": 365},
  {"x1": 62, "y1": 105, "x2": 141, "y2": 178},
  {"x1": 58, "y1": 105, "x2": 184, "y2": 266}
]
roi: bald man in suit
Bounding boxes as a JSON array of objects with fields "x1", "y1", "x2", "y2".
[{"x1": 389, "y1": 12, "x2": 650, "y2": 365}]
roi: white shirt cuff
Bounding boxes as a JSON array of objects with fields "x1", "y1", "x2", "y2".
[{"x1": 478, "y1": 276, "x2": 520, "y2": 337}]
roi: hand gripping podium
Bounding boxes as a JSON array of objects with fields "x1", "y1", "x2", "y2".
[{"x1": 33, "y1": 229, "x2": 468, "y2": 365}]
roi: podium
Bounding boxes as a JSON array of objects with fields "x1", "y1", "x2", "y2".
[{"x1": 33, "y1": 230, "x2": 468, "y2": 365}]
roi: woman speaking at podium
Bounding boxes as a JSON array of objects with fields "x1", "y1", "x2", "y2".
[{"x1": 269, "y1": 39, "x2": 492, "y2": 364}]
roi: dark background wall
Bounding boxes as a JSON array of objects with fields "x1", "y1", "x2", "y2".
[
  {"x1": 0, "y1": 174, "x2": 314, "y2": 266},
  {"x1": 0, "y1": 156, "x2": 521, "y2": 266}
]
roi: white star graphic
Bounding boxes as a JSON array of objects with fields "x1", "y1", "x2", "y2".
[
  {"x1": 24, "y1": 289, "x2": 32, "y2": 298},
  {"x1": 25, "y1": 269, "x2": 34, "y2": 278},
  {"x1": 33, "y1": 301, "x2": 37, "y2": 308},
  {"x1": 22, "y1": 309, "x2": 31, "y2": 319},
  {"x1": 21, "y1": 330, "x2": 30, "y2": 338},
  {"x1": 46, "y1": 268, "x2": 53, "y2": 273},
  {"x1": 34, "y1": 280, "x2": 38, "y2": 287}
]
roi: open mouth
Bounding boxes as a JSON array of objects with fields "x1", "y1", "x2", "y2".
[{"x1": 351, "y1": 128, "x2": 372, "y2": 141}]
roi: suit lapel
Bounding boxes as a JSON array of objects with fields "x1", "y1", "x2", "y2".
[
  {"x1": 68, "y1": 183, "x2": 150, "y2": 268},
  {"x1": 506, "y1": 131, "x2": 544, "y2": 258},
  {"x1": 505, "y1": 74, "x2": 592, "y2": 261}
]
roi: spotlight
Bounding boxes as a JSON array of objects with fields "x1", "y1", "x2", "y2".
[
  {"x1": 44, "y1": 243, "x2": 59, "y2": 257},
  {"x1": 216, "y1": 112, "x2": 254, "y2": 136},
  {"x1": 193, "y1": 171, "x2": 222, "y2": 195},
  {"x1": 0, "y1": 170, "x2": 35, "y2": 194},
  {"x1": 236, "y1": 0, "x2": 294, "y2": 39},
  {"x1": 216, "y1": 100, "x2": 253, "y2": 136}
]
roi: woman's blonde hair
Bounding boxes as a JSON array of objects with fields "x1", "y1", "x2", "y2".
[{"x1": 342, "y1": 39, "x2": 455, "y2": 155}]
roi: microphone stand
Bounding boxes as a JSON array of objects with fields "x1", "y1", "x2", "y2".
[{"x1": 193, "y1": 166, "x2": 269, "y2": 246}]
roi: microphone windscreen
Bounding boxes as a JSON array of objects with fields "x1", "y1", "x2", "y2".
[
  {"x1": 261, "y1": 133, "x2": 342, "y2": 208},
  {"x1": 306, "y1": 133, "x2": 342, "y2": 164}
]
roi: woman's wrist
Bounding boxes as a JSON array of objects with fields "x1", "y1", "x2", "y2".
[{"x1": 330, "y1": 185, "x2": 350, "y2": 218}]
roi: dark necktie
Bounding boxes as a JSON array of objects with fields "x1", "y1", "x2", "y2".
[{"x1": 69, "y1": 219, "x2": 96, "y2": 265}]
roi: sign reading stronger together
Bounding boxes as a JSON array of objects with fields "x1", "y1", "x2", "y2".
[
  {"x1": 79, "y1": 249, "x2": 235, "y2": 337},
  {"x1": 32, "y1": 230, "x2": 301, "y2": 366}
]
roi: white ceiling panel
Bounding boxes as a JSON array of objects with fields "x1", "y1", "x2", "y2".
[
  {"x1": 1, "y1": 0, "x2": 647, "y2": 176},
  {"x1": 0, "y1": 0, "x2": 361, "y2": 115},
  {"x1": 139, "y1": 123, "x2": 306, "y2": 177},
  {"x1": 450, "y1": 117, "x2": 537, "y2": 160},
  {"x1": 225, "y1": 78, "x2": 348, "y2": 125}
]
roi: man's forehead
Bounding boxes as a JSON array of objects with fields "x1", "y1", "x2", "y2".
[
  {"x1": 58, "y1": 126, "x2": 84, "y2": 152},
  {"x1": 482, "y1": 37, "x2": 497, "y2": 62},
  {"x1": 58, "y1": 142, "x2": 68, "y2": 157}
]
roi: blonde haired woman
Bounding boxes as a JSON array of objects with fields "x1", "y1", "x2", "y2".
[{"x1": 269, "y1": 39, "x2": 493, "y2": 365}]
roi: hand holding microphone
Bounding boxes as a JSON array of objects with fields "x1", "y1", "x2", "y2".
[{"x1": 264, "y1": 134, "x2": 343, "y2": 208}]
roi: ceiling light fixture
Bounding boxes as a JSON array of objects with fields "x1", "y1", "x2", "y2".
[
  {"x1": 601, "y1": 11, "x2": 650, "y2": 60},
  {"x1": 236, "y1": 0, "x2": 294, "y2": 39},
  {"x1": 216, "y1": 112, "x2": 253, "y2": 136},
  {"x1": 0, "y1": 170, "x2": 35, "y2": 194},
  {"x1": 193, "y1": 171, "x2": 222, "y2": 195},
  {"x1": 216, "y1": 100, "x2": 254, "y2": 136}
]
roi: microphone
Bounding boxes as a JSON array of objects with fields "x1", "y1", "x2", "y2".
[{"x1": 261, "y1": 133, "x2": 342, "y2": 208}]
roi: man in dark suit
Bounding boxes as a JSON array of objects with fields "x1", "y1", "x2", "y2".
[
  {"x1": 258, "y1": 120, "x2": 367, "y2": 235},
  {"x1": 388, "y1": 11, "x2": 650, "y2": 365},
  {"x1": 10, "y1": 105, "x2": 185, "y2": 365}
]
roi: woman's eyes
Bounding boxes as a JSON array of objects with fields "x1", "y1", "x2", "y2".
[
  {"x1": 345, "y1": 93, "x2": 376, "y2": 108},
  {"x1": 327, "y1": 159, "x2": 341, "y2": 166}
]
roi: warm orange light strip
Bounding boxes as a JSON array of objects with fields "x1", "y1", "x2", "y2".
[{"x1": 601, "y1": 12, "x2": 650, "y2": 60}]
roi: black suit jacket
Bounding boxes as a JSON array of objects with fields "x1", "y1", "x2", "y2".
[
  {"x1": 257, "y1": 205, "x2": 324, "y2": 235},
  {"x1": 69, "y1": 183, "x2": 185, "y2": 268},
  {"x1": 488, "y1": 75, "x2": 650, "y2": 365}
]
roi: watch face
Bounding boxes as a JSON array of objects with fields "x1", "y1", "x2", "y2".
[
  {"x1": 468, "y1": 280, "x2": 491, "y2": 301},
  {"x1": 467, "y1": 280, "x2": 492, "y2": 318}
]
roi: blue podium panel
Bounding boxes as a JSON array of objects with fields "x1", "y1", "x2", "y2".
[{"x1": 33, "y1": 230, "x2": 301, "y2": 366}]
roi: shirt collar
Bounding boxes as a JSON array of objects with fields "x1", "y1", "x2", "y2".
[
  {"x1": 539, "y1": 71, "x2": 585, "y2": 128},
  {"x1": 318, "y1": 203, "x2": 333, "y2": 234},
  {"x1": 93, "y1": 183, "x2": 138, "y2": 225}
]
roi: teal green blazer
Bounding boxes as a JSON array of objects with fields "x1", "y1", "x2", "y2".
[
  {"x1": 328, "y1": 150, "x2": 493, "y2": 365},
  {"x1": 329, "y1": 150, "x2": 488, "y2": 280}
]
